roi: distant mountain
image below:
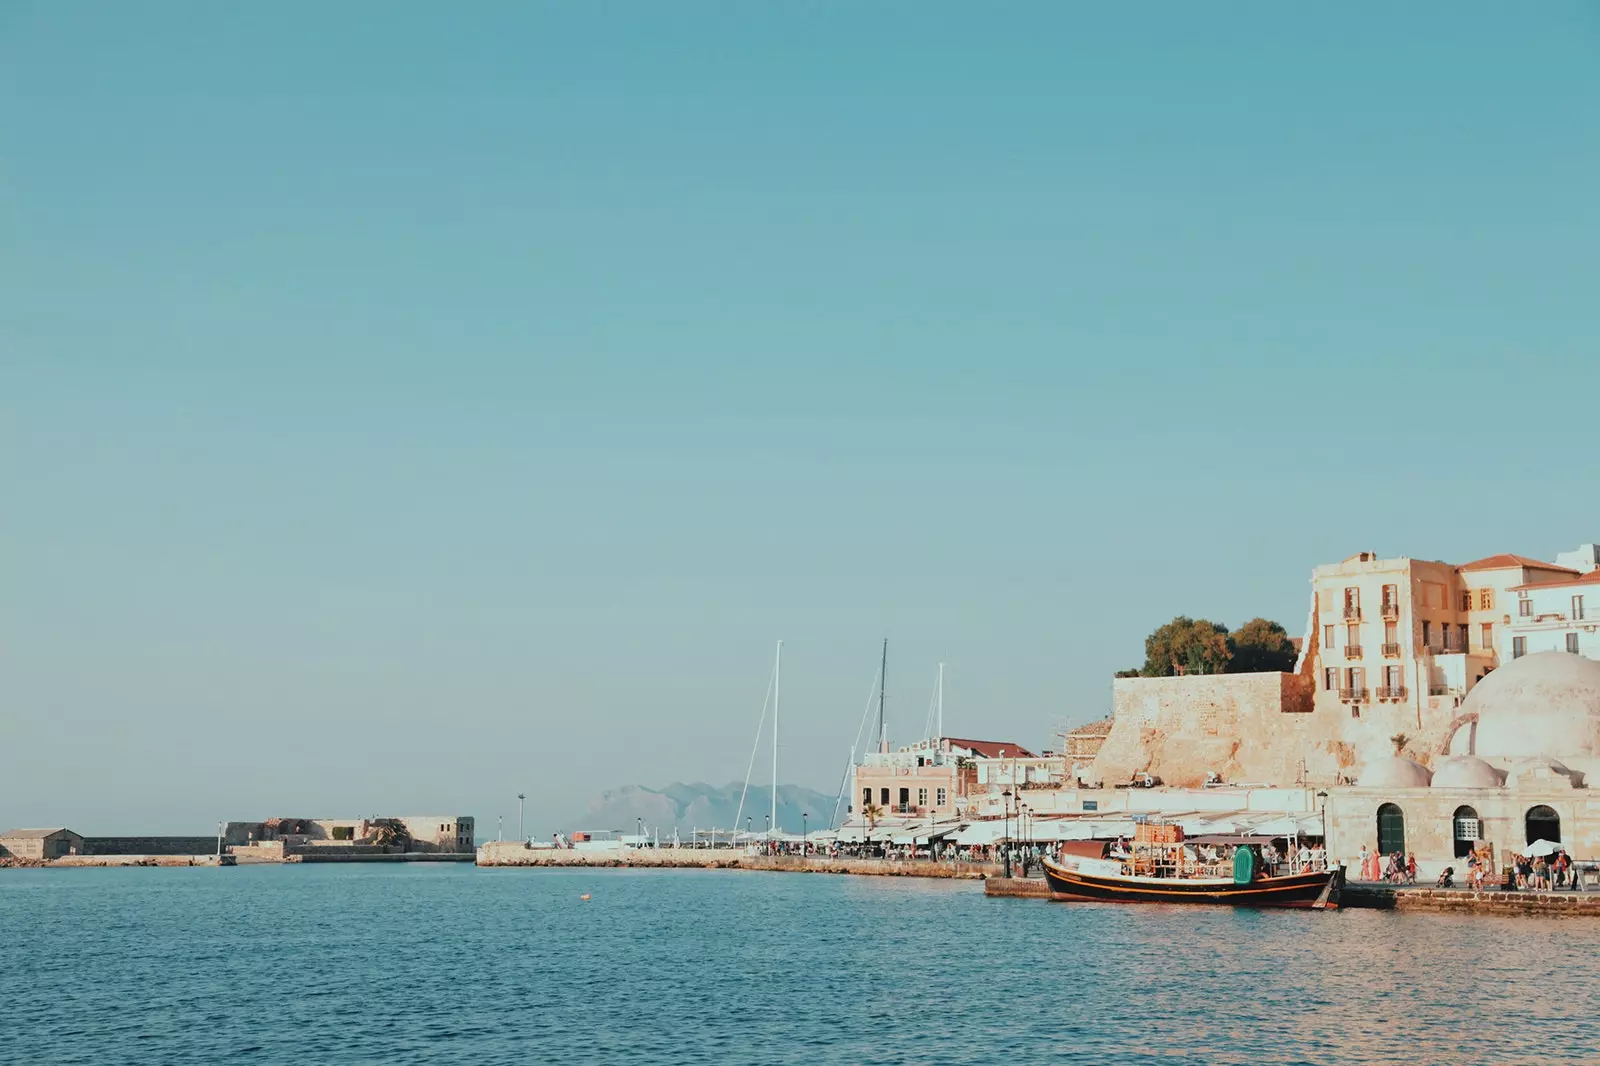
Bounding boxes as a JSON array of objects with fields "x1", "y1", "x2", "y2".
[{"x1": 562, "y1": 782, "x2": 838, "y2": 837}]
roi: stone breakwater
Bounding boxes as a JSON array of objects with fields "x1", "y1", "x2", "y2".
[
  {"x1": 1344, "y1": 884, "x2": 1600, "y2": 915},
  {"x1": 1, "y1": 855, "x2": 231, "y2": 868},
  {"x1": 475, "y1": 842, "x2": 1000, "y2": 879}
]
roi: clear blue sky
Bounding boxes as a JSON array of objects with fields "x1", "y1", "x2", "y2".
[{"x1": 3, "y1": 3, "x2": 1597, "y2": 834}]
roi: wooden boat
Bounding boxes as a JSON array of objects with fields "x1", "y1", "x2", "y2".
[
  {"x1": 1039, "y1": 824, "x2": 1344, "y2": 909},
  {"x1": 1041, "y1": 856, "x2": 1344, "y2": 909}
]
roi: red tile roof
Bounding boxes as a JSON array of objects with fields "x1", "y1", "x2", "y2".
[
  {"x1": 1508, "y1": 569, "x2": 1600, "y2": 591},
  {"x1": 943, "y1": 737, "x2": 1038, "y2": 759},
  {"x1": 1457, "y1": 553, "x2": 1577, "y2": 574}
]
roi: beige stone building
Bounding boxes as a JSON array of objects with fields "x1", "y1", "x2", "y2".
[
  {"x1": 0, "y1": 828, "x2": 84, "y2": 860},
  {"x1": 1324, "y1": 651, "x2": 1600, "y2": 876}
]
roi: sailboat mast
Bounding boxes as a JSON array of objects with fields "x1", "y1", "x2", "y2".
[
  {"x1": 936, "y1": 661, "x2": 944, "y2": 741},
  {"x1": 772, "y1": 640, "x2": 781, "y2": 844},
  {"x1": 878, "y1": 638, "x2": 888, "y2": 754}
]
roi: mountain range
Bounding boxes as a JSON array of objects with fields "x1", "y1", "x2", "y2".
[{"x1": 559, "y1": 781, "x2": 839, "y2": 838}]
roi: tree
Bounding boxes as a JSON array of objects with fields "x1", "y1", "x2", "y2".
[
  {"x1": 1141, "y1": 616, "x2": 1232, "y2": 676},
  {"x1": 863, "y1": 803, "x2": 884, "y2": 853},
  {"x1": 1227, "y1": 617, "x2": 1299, "y2": 674}
]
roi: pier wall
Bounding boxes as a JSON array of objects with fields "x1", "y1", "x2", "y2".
[
  {"x1": 83, "y1": 836, "x2": 219, "y2": 856},
  {"x1": 1344, "y1": 885, "x2": 1600, "y2": 915}
]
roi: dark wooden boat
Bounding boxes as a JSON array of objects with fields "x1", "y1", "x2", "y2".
[{"x1": 1041, "y1": 856, "x2": 1344, "y2": 909}]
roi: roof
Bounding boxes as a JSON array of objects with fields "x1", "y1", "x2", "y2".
[
  {"x1": 943, "y1": 737, "x2": 1038, "y2": 759},
  {"x1": 1458, "y1": 554, "x2": 1578, "y2": 574},
  {"x1": 1508, "y1": 569, "x2": 1600, "y2": 592},
  {"x1": 0, "y1": 828, "x2": 74, "y2": 839}
]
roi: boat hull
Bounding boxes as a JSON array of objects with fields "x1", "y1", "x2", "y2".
[{"x1": 1040, "y1": 859, "x2": 1344, "y2": 910}]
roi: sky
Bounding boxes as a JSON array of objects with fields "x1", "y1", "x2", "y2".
[{"x1": 3, "y1": 3, "x2": 1598, "y2": 834}]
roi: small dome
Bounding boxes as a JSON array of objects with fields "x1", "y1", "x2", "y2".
[
  {"x1": 1505, "y1": 757, "x2": 1577, "y2": 790},
  {"x1": 1453, "y1": 652, "x2": 1600, "y2": 759},
  {"x1": 1357, "y1": 755, "x2": 1433, "y2": 789},
  {"x1": 1431, "y1": 756, "x2": 1502, "y2": 789}
]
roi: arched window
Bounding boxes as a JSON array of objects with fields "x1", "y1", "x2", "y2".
[
  {"x1": 1377, "y1": 803, "x2": 1406, "y2": 856},
  {"x1": 1452, "y1": 805, "x2": 1480, "y2": 858},
  {"x1": 1525, "y1": 805, "x2": 1560, "y2": 845}
]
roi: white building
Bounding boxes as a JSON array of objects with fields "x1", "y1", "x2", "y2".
[{"x1": 1507, "y1": 569, "x2": 1600, "y2": 661}]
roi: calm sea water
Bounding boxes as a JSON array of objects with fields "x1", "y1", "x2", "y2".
[{"x1": 3, "y1": 863, "x2": 1596, "y2": 1065}]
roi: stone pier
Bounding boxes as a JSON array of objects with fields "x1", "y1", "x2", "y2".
[{"x1": 475, "y1": 842, "x2": 999, "y2": 879}]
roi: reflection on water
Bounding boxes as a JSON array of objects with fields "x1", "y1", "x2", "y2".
[{"x1": 2, "y1": 865, "x2": 1596, "y2": 1064}]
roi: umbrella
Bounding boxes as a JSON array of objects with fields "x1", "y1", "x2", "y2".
[{"x1": 1523, "y1": 839, "x2": 1562, "y2": 857}]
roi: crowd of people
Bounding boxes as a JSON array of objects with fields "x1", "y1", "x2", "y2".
[{"x1": 1358, "y1": 842, "x2": 1589, "y2": 891}]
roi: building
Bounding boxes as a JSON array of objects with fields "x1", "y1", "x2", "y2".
[
  {"x1": 224, "y1": 816, "x2": 475, "y2": 855},
  {"x1": 851, "y1": 737, "x2": 1035, "y2": 819},
  {"x1": 0, "y1": 828, "x2": 84, "y2": 860},
  {"x1": 1506, "y1": 569, "x2": 1600, "y2": 660},
  {"x1": 1323, "y1": 650, "x2": 1600, "y2": 877}
]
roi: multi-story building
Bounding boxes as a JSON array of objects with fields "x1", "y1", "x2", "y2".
[
  {"x1": 851, "y1": 736, "x2": 1034, "y2": 819},
  {"x1": 1507, "y1": 569, "x2": 1600, "y2": 660}
]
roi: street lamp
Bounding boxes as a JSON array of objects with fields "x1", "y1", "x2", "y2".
[
  {"x1": 803, "y1": 812, "x2": 809, "y2": 857},
  {"x1": 1316, "y1": 790, "x2": 1330, "y2": 862},
  {"x1": 517, "y1": 793, "x2": 526, "y2": 842},
  {"x1": 637, "y1": 817, "x2": 644, "y2": 847},
  {"x1": 1002, "y1": 789, "x2": 1013, "y2": 878},
  {"x1": 765, "y1": 813, "x2": 771, "y2": 854}
]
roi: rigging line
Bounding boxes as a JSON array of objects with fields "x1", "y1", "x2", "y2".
[
  {"x1": 829, "y1": 664, "x2": 882, "y2": 829},
  {"x1": 732, "y1": 655, "x2": 777, "y2": 844},
  {"x1": 921, "y1": 668, "x2": 939, "y2": 742}
]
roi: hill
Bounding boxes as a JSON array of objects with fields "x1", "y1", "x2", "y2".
[{"x1": 560, "y1": 781, "x2": 839, "y2": 837}]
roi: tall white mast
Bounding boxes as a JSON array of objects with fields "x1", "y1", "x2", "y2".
[
  {"x1": 936, "y1": 661, "x2": 944, "y2": 741},
  {"x1": 772, "y1": 640, "x2": 781, "y2": 845}
]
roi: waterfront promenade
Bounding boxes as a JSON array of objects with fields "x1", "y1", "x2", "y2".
[{"x1": 476, "y1": 841, "x2": 1002, "y2": 878}]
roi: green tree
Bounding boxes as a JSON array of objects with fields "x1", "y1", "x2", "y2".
[
  {"x1": 1227, "y1": 617, "x2": 1299, "y2": 673},
  {"x1": 1141, "y1": 616, "x2": 1232, "y2": 676}
]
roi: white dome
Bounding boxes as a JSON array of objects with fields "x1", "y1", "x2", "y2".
[
  {"x1": 1357, "y1": 755, "x2": 1433, "y2": 789},
  {"x1": 1452, "y1": 652, "x2": 1600, "y2": 759},
  {"x1": 1505, "y1": 757, "x2": 1577, "y2": 790},
  {"x1": 1430, "y1": 756, "x2": 1502, "y2": 789}
]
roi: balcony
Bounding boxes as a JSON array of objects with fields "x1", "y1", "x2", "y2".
[
  {"x1": 1429, "y1": 685, "x2": 1451, "y2": 696},
  {"x1": 1381, "y1": 602, "x2": 1400, "y2": 620},
  {"x1": 1339, "y1": 687, "x2": 1369, "y2": 703},
  {"x1": 1382, "y1": 642, "x2": 1402, "y2": 658},
  {"x1": 1344, "y1": 645, "x2": 1364, "y2": 659},
  {"x1": 1343, "y1": 606, "x2": 1362, "y2": 621},
  {"x1": 1376, "y1": 685, "x2": 1407, "y2": 700}
]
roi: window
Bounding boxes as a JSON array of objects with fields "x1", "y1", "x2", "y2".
[
  {"x1": 1478, "y1": 589, "x2": 1494, "y2": 611},
  {"x1": 1457, "y1": 624, "x2": 1468, "y2": 652},
  {"x1": 1324, "y1": 625, "x2": 1335, "y2": 649},
  {"x1": 1383, "y1": 585, "x2": 1399, "y2": 611},
  {"x1": 1385, "y1": 665, "x2": 1403, "y2": 690},
  {"x1": 1349, "y1": 666, "x2": 1365, "y2": 692},
  {"x1": 862, "y1": 788, "x2": 871, "y2": 807},
  {"x1": 917, "y1": 788, "x2": 928, "y2": 807},
  {"x1": 1568, "y1": 633, "x2": 1580, "y2": 655},
  {"x1": 1575, "y1": 595, "x2": 1586, "y2": 621},
  {"x1": 1519, "y1": 597, "x2": 1532, "y2": 617},
  {"x1": 880, "y1": 788, "x2": 890, "y2": 806},
  {"x1": 1525, "y1": 805, "x2": 1560, "y2": 845},
  {"x1": 1481, "y1": 623, "x2": 1493, "y2": 651},
  {"x1": 897, "y1": 787, "x2": 909, "y2": 808},
  {"x1": 936, "y1": 788, "x2": 947, "y2": 806},
  {"x1": 1461, "y1": 591, "x2": 1473, "y2": 612},
  {"x1": 1421, "y1": 620, "x2": 1432, "y2": 647},
  {"x1": 1377, "y1": 803, "x2": 1406, "y2": 856},
  {"x1": 1346, "y1": 623, "x2": 1360, "y2": 647},
  {"x1": 1513, "y1": 636, "x2": 1527, "y2": 660},
  {"x1": 1324, "y1": 667, "x2": 1338, "y2": 691},
  {"x1": 1344, "y1": 587, "x2": 1360, "y2": 614},
  {"x1": 1452, "y1": 805, "x2": 1480, "y2": 859},
  {"x1": 1384, "y1": 621, "x2": 1397, "y2": 644}
]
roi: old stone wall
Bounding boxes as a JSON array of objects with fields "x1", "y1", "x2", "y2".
[{"x1": 84, "y1": 837, "x2": 218, "y2": 856}]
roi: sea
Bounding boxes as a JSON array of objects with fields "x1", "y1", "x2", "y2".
[{"x1": 2, "y1": 863, "x2": 1596, "y2": 1065}]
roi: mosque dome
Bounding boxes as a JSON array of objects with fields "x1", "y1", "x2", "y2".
[
  {"x1": 1356, "y1": 755, "x2": 1433, "y2": 789},
  {"x1": 1431, "y1": 756, "x2": 1502, "y2": 789},
  {"x1": 1451, "y1": 652, "x2": 1600, "y2": 759},
  {"x1": 1505, "y1": 757, "x2": 1578, "y2": 791}
]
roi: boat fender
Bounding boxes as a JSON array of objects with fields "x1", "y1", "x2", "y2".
[{"x1": 1232, "y1": 847, "x2": 1255, "y2": 885}]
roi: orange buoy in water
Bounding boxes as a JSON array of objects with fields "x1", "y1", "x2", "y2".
[{"x1": 579, "y1": 893, "x2": 591, "y2": 901}]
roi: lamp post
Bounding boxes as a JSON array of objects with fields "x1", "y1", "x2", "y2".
[
  {"x1": 637, "y1": 817, "x2": 644, "y2": 848},
  {"x1": 765, "y1": 813, "x2": 771, "y2": 854},
  {"x1": 803, "y1": 812, "x2": 809, "y2": 858},
  {"x1": 1316, "y1": 790, "x2": 1330, "y2": 866},
  {"x1": 517, "y1": 793, "x2": 526, "y2": 842},
  {"x1": 1002, "y1": 789, "x2": 1013, "y2": 878}
]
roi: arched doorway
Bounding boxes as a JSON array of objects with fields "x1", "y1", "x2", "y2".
[
  {"x1": 1452, "y1": 805, "x2": 1480, "y2": 859},
  {"x1": 1377, "y1": 803, "x2": 1406, "y2": 856},
  {"x1": 1525, "y1": 805, "x2": 1560, "y2": 845}
]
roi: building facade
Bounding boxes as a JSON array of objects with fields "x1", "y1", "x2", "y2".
[
  {"x1": 1506, "y1": 569, "x2": 1600, "y2": 661},
  {"x1": 0, "y1": 828, "x2": 84, "y2": 860},
  {"x1": 851, "y1": 737, "x2": 1035, "y2": 819}
]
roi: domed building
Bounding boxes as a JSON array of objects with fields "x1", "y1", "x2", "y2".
[{"x1": 1324, "y1": 651, "x2": 1600, "y2": 877}]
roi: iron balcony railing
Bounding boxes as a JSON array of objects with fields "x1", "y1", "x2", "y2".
[
  {"x1": 1429, "y1": 684, "x2": 1452, "y2": 696},
  {"x1": 1382, "y1": 642, "x2": 1402, "y2": 657},
  {"x1": 1381, "y1": 602, "x2": 1400, "y2": 620},
  {"x1": 1343, "y1": 606, "x2": 1362, "y2": 620},
  {"x1": 1344, "y1": 645, "x2": 1364, "y2": 659},
  {"x1": 1339, "y1": 687, "x2": 1369, "y2": 702},
  {"x1": 1376, "y1": 685, "x2": 1407, "y2": 700}
]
